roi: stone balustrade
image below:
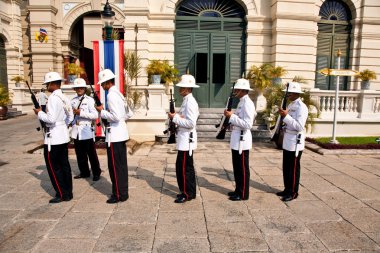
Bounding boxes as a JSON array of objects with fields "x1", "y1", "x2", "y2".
[{"x1": 310, "y1": 88, "x2": 380, "y2": 120}]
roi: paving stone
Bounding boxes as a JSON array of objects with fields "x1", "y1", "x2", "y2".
[
  {"x1": 245, "y1": 192, "x2": 287, "y2": 210},
  {"x1": 0, "y1": 210, "x2": 19, "y2": 230},
  {"x1": 16, "y1": 196, "x2": 74, "y2": 220},
  {"x1": 32, "y1": 238, "x2": 96, "y2": 253},
  {"x1": 203, "y1": 200, "x2": 252, "y2": 223},
  {"x1": 207, "y1": 221, "x2": 268, "y2": 252},
  {"x1": 0, "y1": 192, "x2": 43, "y2": 210},
  {"x1": 155, "y1": 211, "x2": 207, "y2": 238},
  {"x1": 72, "y1": 193, "x2": 116, "y2": 213},
  {"x1": 337, "y1": 207, "x2": 380, "y2": 233},
  {"x1": 265, "y1": 232, "x2": 328, "y2": 253},
  {"x1": 153, "y1": 238, "x2": 210, "y2": 253},
  {"x1": 322, "y1": 174, "x2": 380, "y2": 200},
  {"x1": 0, "y1": 220, "x2": 55, "y2": 252},
  {"x1": 318, "y1": 191, "x2": 367, "y2": 210},
  {"x1": 1, "y1": 116, "x2": 380, "y2": 252},
  {"x1": 199, "y1": 186, "x2": 232, "y2": 201},
  {"x1": 48, "y1": 212, "x2": 110, "y2": 239},
  {"x1": 287, "y1": 200, "x2": 342, "y2": 223},
  {"x1": 301, "y1": 174, "x2": 340, "y2": 193},
  {"x1": 94, "y1": 223, "x2": 155, "y2": 252},
  {"x1": 252, "y1": 209, "x2": 310, "y2": 234},
  {"x1": 308, "y1": 221, "x2": 380, "y2": 251}
]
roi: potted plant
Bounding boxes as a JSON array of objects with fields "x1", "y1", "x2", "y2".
[
  {"x1": 146, "y1": 60, "x2": 166, "y2": 84},
  {"x1": 268, "y1": 65, "x2": 288, "y2": 85},
  {"x1": 0, "y1": 84, "x2": 12, "y2": 120},
  {"x1": 357, "y1": 69, "x2": 377, "y2": 90},
  {"x1": 247, "y1": 63, "x2": 272, "y2": 112},
  {"x1": 124, "y1": 50, "x2": 143, "y2": 109},
  {"x1": 66, "y1": 63, "x2": 85, "y2": 83},
  {"x1": 10, "y1": 75, "x2": 24, "y2": 87},
  {"x1": 161, "y1": 61, "x2": 179, "y2": 94}
]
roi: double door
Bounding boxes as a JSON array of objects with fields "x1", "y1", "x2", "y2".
[{"x1": 175, "y1": 32, "x2": 245, "y2": 108}]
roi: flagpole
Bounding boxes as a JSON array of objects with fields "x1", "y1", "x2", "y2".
[{"x1": 330, "y1": 49, "x2": 341, "y2": 144}]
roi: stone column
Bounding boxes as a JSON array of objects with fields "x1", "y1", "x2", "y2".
[{"x1": 270, "y1": 0, "x2": 317, "y2": 86}]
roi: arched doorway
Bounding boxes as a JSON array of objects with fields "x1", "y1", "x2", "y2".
[
  {"x1": 67, "y1": 12, "x2": 124, "y2": 85},
  {"x1": 315, "y1": 0, "x2": 352, "y2": 90},
  {"x1": 175, "y1": 0, "x2": 247, "y2": 108},
  {"x1": 0, "y1": 36, "x2": 8, "y2": 88}
]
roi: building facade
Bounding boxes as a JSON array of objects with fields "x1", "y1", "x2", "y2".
[{"x1": 1, "y1": 0, "x2": 379, "y2": 139}]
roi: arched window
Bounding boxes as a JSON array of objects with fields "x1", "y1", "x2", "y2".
[
  {"x1": 177, "y1": 0, "x2": 245, "y2": 18},
  {"x1": 175, "y1": 0, "x2": 246, "y2": 108},
  {"x1": 315, "y1": 0, "x2": 352, "y2": 90}
]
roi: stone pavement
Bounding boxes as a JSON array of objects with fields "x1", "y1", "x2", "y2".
[{"x1": 0, "y1": 114, "x2": 379, "y2": 253}]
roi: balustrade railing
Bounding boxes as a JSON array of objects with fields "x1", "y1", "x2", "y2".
[{"x1": 309, "y1": 89, "x2": 380, "y2": 119}]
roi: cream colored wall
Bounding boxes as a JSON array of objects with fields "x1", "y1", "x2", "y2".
[
  {"x1": 0, "y1": 0, "x2": 24, "y2": 88},
  {"x1": 83, "y1": 17, "x2": 103, "y2": 49}
]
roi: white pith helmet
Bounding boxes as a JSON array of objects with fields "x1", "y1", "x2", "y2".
[
  {"x1": 176, "y1": 74, "x2": 200, "y2": 88},
  {"x1": 233, "y1": 78, "x2": 252, "y2": 91},
  {"x1": 97, "y1": 69, "x2": 116, "y2": 84},
  {"x1": 72, "y1": 78, "x2": 87, "y2": 88},
  {"x1": 43, "y1": 72, "x2": 64, "y2": 84},
  {"x1": 283, "y1": 82, "x2": 304, "y2": 93}
]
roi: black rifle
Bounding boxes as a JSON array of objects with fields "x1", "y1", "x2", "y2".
[
  {"x1": 215, "y1": 82, "x2": 235, "y2": 139},
  {"x1": 163, "y1": 89, "x2": 176, "y2": 144},
  {"x1": 270, "y1": 83, "x2": 289, "y2": 148},
  {"x1": 69, "y1": 95, "x2": 85, "y2": 126},
  {"x1": 89, "y1": 83, "x2": 108, "y2": 128},
  {"x1": 25, "y1": 81, "x2": 46, "y2": 132}
]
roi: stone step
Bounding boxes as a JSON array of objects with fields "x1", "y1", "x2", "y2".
[
  {"x1": 157, "y1": 110, "x2": 271, "y2": 143},
  {"x1": 6, "y1": 107, "x2": 26, "y2": 118}
]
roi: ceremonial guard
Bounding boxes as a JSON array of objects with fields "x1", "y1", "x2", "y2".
[
  {"x1": 224, "y1": 78, "x2": 256, "y2": 201},
  {"x1": 33, "y1": 71, "x2": 74, "y2": 203},
  {"x1": 70, "y1": 78, "x2": 102, "y2": 181},
  {"x1": 276, "y1": 82, "x2": 308, "y2": 201},
  {"x1": 168, "y1": 74, "x2": 199, "y2": 203},
  {"x1": 38, "y1": 88, "x2": 48, "y2": 112},
  {"x1": 95, "y1": 69, "x2": 130, "y2": 204}
]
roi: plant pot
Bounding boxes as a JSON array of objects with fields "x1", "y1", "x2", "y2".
[
  {"x1": 151, "y1": 75, "x2": 161, "y2": 84},
  {"x1": 15, "y1": 82, "x2": 21, "y2": 87},
  {"x1": 68, "y1": 74, "x2": 77, "y2": 84},
  {"x1": 0, "y1": 105, "x2": 8, "y2": 120},
  {"x1": 360, "y1": 80, "x2": 370, "y2": 90},
  {"x1": 253, "y1": 91, "x2": 267, "y2": 112}
]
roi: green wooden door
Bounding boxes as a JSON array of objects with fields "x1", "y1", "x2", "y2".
[
  {"x1": 0, "y1": 37, "x2": 8, "y2": 88},
  {"x1": 175, "y1": 31, "x2": 244, "y2": 107},
  {"x1": 174, "y1": 0, "x2": 246, "y2": 108}
]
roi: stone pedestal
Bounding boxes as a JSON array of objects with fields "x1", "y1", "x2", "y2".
[
  {"x1": 146, "y1": 84, "x2": 167, "y2": 117},
  {"x1": 358, "y1": 89, "x2": 378, "y2": 119}
]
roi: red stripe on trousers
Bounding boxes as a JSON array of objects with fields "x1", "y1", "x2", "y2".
[
  {"x1": 242, "y1": 151, "x2": 246, "y2": 199},
  {"x1": 47, "y1": 151, "x2": 63, "y2": 198},
  {"x1": 111, "y1": 143, "x2": 120, "y2": 200},
  {"x1": 182, "y1": 152, "x2": 188, "y2": 199},
  {"x1": 292, "y1": 155, "x2": 297, "y2": 197}
]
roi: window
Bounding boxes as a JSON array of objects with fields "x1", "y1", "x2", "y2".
[{"x1": 315, "y1": 0, "x2": 352, "y2": 90}]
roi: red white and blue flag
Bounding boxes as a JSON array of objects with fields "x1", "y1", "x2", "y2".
[{"x1": 93, "y1": 40, "x2": 125, "y2": 137}]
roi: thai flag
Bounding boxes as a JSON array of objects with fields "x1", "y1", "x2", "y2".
[{"x1": 93, "y1": 40, "x2": 125, "y2": 137}]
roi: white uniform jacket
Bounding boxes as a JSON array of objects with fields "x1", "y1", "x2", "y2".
[
  {"x1": 100, "y1": 86, "x2": 129, "y2": 143},
  {"x1": 229, "y1": 94, "x2": 256, "y2": 151},
  {"x1": 70, "y1": 95, "x2": 98, "y2": 140},
  {"x1": 173, "y1": 93, "x2": 199, "y2": 151},
  {"x1": 38, "y1": 89, "x2": 73, "y2": 145},
  {"x1": 282, "y1": 98, "x2": 308, "y2": 151},
  {"x1": 38, "y1": 92, "x2": 48, "y2": 106}
]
